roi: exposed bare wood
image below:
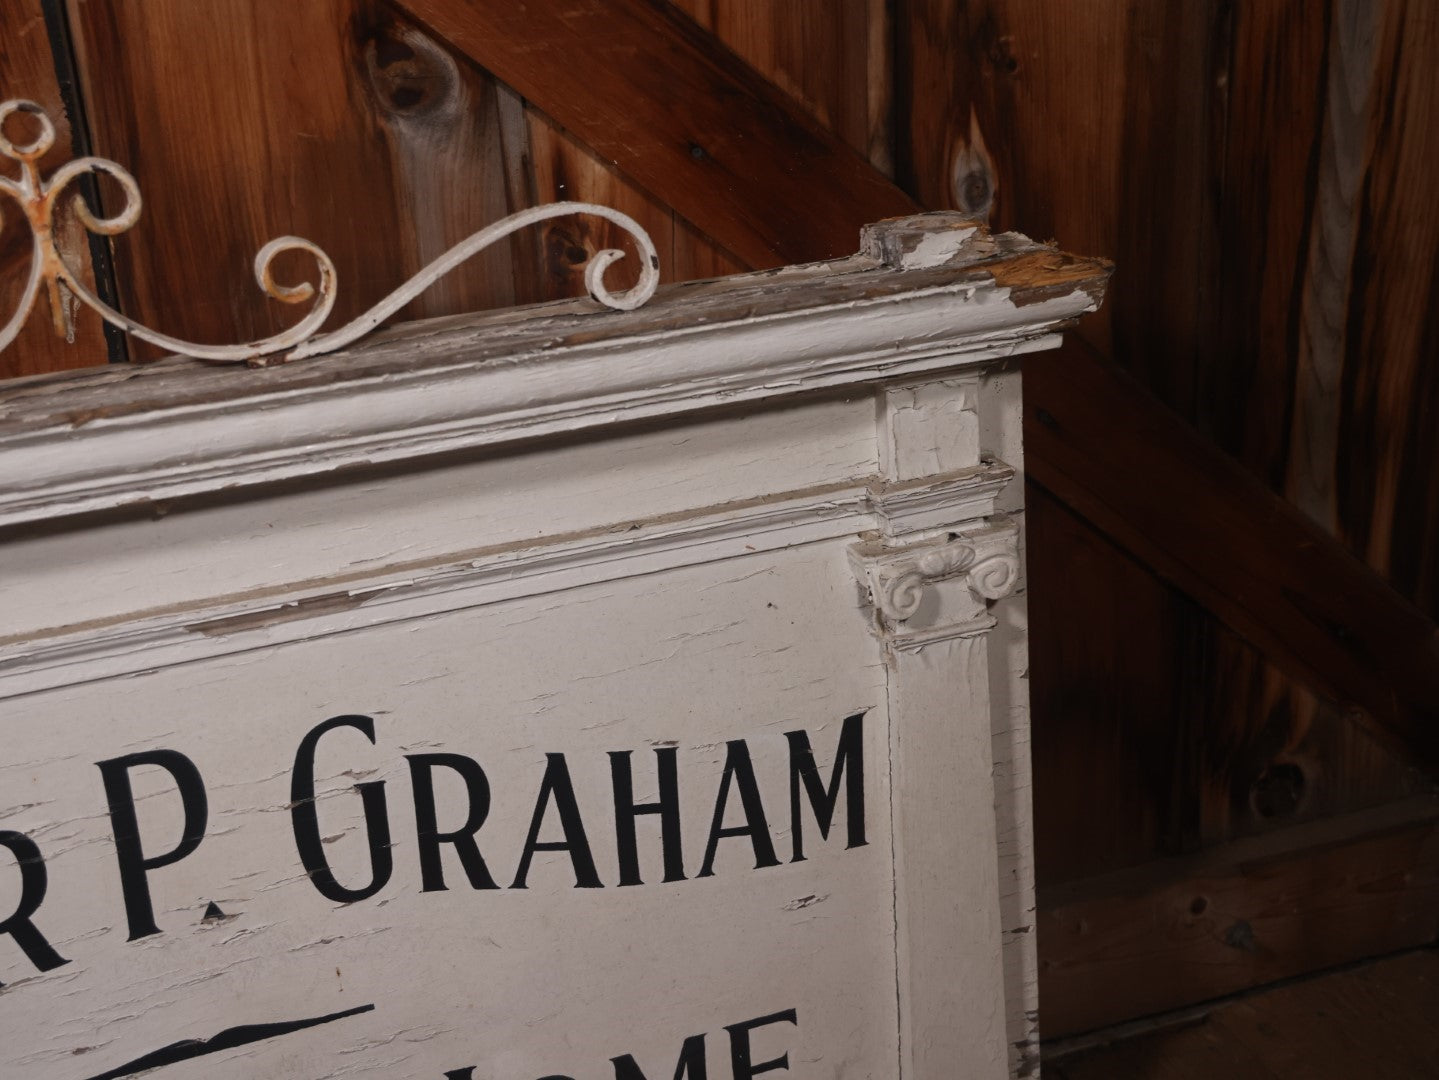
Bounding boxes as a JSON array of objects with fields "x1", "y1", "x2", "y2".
[
  {"x1": 398, "y1": 0, "x2": 919, "y2": 269},
  {"x1": 1029, "y1": 473, "x2": 1430, "y2": 883},
  {"x1": 1039, "y1": 796, "x2": 1439, "y2": 1037}
]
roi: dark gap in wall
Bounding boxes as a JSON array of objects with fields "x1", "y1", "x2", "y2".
[{"x1": 39, "y1": 0, "x2": 128, "y2": 363}]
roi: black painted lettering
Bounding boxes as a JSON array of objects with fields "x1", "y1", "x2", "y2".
[
  {"x1": 291, "y1": 715, "x2": 393, "y2": 903},
  {"x1": 407, "y1": 753, "x2": 498, "y2": 892},
  {"x1": 698, "y1": 740, "x2": 779, "y2": 878},
  {"x1": 0, "y1": 831, "x2": 68, "y2": 984},
  {"x1": 610, "y1": 748, "x2": 685, "y2": 886},
  {"x1": 511, "y1": 753, "x2": 601, "y2": 889},
  {"x1": 726, "y1": 1009, "x2": 798, "y2": 1079},
  {"x1": 786, "y1": 712, "x2": 866, "y2": 862},
  {"x1": 96, "y1": 750, "x2": 209, "y2": 941},
  {"x1": 612, "y1": 1033, "x2": 708, "y2": 1080}
]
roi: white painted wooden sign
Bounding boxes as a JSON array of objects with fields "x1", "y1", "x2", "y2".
[{"x1": 0, "y1": 214, "x2": 1107, "y2": 1080}]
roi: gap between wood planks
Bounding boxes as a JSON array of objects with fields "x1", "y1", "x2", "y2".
[
  {"x1": 1043, "y1": 944, "x2": 1439, "y2": 1079},
  {"x1": 1037, "y1": 794, "x2": 1439, "y2": 1038}
]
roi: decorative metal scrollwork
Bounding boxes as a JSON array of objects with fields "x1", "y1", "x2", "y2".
[{"x1": 0, "y1": 98, "x2": 659, "y2": 366}]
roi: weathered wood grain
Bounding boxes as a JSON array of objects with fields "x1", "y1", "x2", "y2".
[
  {"x1": 1038, "y1": 796, "x2": 1439, "y2": 1037},
  {"x1": 1049, "y1": 947, "x2": 1439, "y2": 1078},
  {"x1": 1191, "y1": 0, "x2": 1439, "y2": 852},
  {"x1": 676, "y1": 0, "x2": 892, "y2": 175},
  {"x1": 64, "y1": 0, "x2": 525, "y2": 361},
  {"x1": 1203, "y1": 0, "x2": 1328, "y2": 475},
  {"x1": 353, "y1": 4, "x2": 522, "y2": 314},
  {"x1": 671, "y1": 0, "x2": 894, "y2": 283},
  {"x1": 895, "y1": 0, "x2": 1434, "y2": 913},
  {"x1": 520, "y1": 109, "x2": 746, "y2": 300},
  {"x1": 400, "y1": 0, "x2": 919, "y2": 269},
  {"x1": 374, "y1": 0, "x2": 1439, "y2": 868},
  {"x1": 1324, "y1": 2, "x2": 1439, "y2": 617},
  {"x1": 1026, "y1": 482, "x2": 1200, "y2": 884},
  {"x1": 1199, "y1": 0, "x2": 1439, "y2": 615},
  {"x1": 1025, "y1": 338, "x2": 1439, "y2": 770},
  {"x1": 0, "y1": 0, "x2": 109, "y2": 376},
  {"x1": 1027, "y1": 475, "x2": 1426, "y2": 885},
  {"x1": 665, "y1": 0, "x2": 894, "y2": 280},
  {"x1": 894, "y1": 0, "x2": 1218, "y2": 405},
  {"x1": 890, "y1": 0, "x2": 1257, "y2": 882},
  {"x1": 525, "y1": 109, "x2": 684, "y2": 301},
  {"x1": 1284, "y1": 0, "x2": 1380, "y2": 532}
]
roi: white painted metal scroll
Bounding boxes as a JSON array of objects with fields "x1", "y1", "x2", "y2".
[
  {"x1": 0, "y1": 209, "x2": 1107, "y2": 1079},
  {"x1": 0, "y1": 99, "x2": 659, "y2": 365}
]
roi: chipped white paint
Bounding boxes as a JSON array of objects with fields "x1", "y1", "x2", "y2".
[{"x1": 0, "y1": 214, "x2": 1105, "y2": 1079}]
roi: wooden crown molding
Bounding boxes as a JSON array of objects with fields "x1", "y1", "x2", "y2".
[{"x1": 0, "y1": 216, "x2": 1107, "y2": 531}]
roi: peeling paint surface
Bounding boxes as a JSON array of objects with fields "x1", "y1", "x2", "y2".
[
  {"x1": 0, "y1": 213, "x2": 1106, "y2": 1077},
  {"x1": 1, "y1": 552, "x2": 895, "y2": 1079}
]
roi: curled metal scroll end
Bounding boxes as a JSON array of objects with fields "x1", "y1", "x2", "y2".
[{"x1": 0, "y1": 98, "x2": 661, "y2": 366}]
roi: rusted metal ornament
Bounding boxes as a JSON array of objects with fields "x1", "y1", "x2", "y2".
[{"x1": 0, "y1": 98, "x2": 659, "y2": 367}]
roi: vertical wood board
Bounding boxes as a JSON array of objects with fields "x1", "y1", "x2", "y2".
[
  {"x1": 64, "y1": 0, "x2": 526, "y2": 360},
  {"x1": 0, "y1": 0, "x2": 109, "y2": 376}
]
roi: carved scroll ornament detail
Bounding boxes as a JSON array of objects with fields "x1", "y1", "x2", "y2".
[
  {"x1": 879, "y1": 540, "x2": 978, "y2": 621},
  {"x1": 850, "y1": 519, "x2": 1021, "y2": 647},
  {"x1": 875, "y1": 542, "x2": 1020, "y2": 623},
  {"x1": 0, "y1": 98, "x2": 659, "y2": 366},
  {"x1": 967, "y1": 551, "x2": 1020, "y2": 601}
]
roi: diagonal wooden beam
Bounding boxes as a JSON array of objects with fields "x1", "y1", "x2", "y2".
[
  {"x1": 401, "y1": 0, "x2": 1439, "y2": 769},
  {"x1": 1025, "y1": 338, "x2": 1439, "y2": 766},
  {"x1": 398, "y1": 0, "x2": 918, "y2": 269}
]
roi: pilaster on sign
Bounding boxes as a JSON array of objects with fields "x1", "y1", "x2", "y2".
[{"x1": 850, "y1": 517, "x2": 1021, "y2": 652}]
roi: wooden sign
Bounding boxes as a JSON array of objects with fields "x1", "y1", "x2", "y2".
[{"x1": 0, "y1": 214, "x2": 1108, "y2": 1079}]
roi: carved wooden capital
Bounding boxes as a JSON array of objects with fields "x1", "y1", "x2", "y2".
[{"x1": 849, "y1": 517, "x2": 1020, "y2": 648}]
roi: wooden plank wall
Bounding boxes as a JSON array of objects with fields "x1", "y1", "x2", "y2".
[
  {"x1": 903, "y1": 0, "x2": 1436, "y2": 826},
  {"x1": 0, "y1": 0, "x2": 107, "y2": 373},
  {"x1": 896, "y1": 0, "x2": 1439, "y2": 1033},
  {"x1": 22, "y1": 0, "x2": 742, "y2": 367},
  {"x1": 2, "y1": 0, "x2": 1437, "y2": 1040}
]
